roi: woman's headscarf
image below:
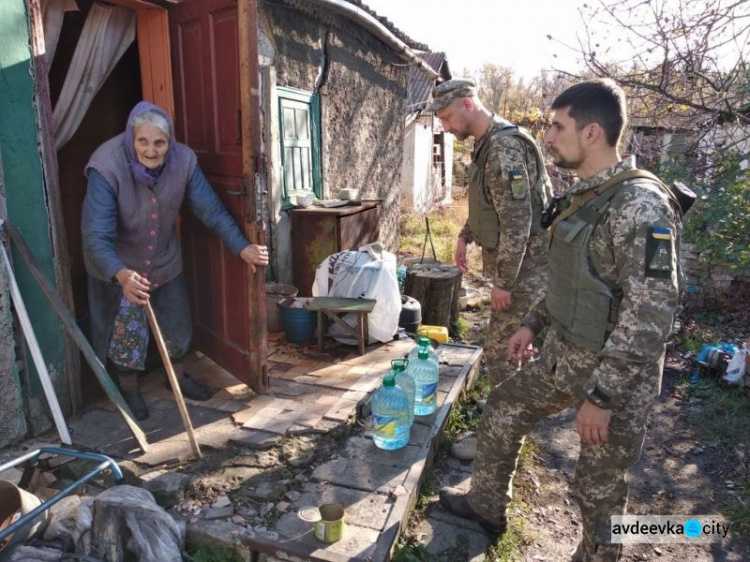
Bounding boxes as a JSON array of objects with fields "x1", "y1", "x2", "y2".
[{"x1": 124, "y1": 101, "x2": 175, "y2": 189}]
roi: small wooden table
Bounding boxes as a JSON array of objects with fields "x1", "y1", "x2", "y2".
[{"x1": 308, "y1": 297, "x2": 377, "y2": 355}]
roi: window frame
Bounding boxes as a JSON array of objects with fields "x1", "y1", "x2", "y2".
[{"x1": 277, "y1": 86, "x2": 322, "y2": 209}]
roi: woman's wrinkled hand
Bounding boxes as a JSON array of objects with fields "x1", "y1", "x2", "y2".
[
  {"x1": 115, "y1": 269, "x2": 151, "y2": 305},
  {"x1": 240, "y1": 244, "x2": 269, "y2": 273}
]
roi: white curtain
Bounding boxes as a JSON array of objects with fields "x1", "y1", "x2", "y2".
[
  {"x1": 41, "y1": 0, "x2": 65, "y2": 66},
  {"x1": 52, "y1": 2, "x2": 136, "y2": 151}
]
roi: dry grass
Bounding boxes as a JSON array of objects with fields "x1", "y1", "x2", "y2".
[{"x1": 399, "y1": 197, "x2": 483, "y2": 276}]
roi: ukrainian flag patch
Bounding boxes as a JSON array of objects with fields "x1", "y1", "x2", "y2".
[{"x1": 651, "y1": 227, "x2": 672, "y2": 240}]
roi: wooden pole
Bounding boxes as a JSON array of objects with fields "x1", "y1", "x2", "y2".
[
  {"x1": 0, "y1": 241, "x2": 71, "y2": 445},
  {"x1": 4, "y1": 221, "x2": 149, "y2": 453},
  {"x1": 144, "y1": 302, "x2": 202, "y2": 460},
  {"x1": 238, "y1": 0, "x2": 269, "y2": 394}
]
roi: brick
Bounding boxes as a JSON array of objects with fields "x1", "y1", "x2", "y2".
[
  {"x1": 242, "y1": 408, "x2": 302, "y2": 434},
  {"x1": 323, "y1": 398, "x2": 359, "y2": 422}
]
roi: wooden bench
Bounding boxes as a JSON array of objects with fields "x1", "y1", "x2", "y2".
[{"x1": 308, "y1": 297, "x2": 377, "y2": 355}]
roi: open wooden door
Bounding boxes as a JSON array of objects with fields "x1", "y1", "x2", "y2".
[{"x1": 168, "y1": 0, "x2": 267, "y2": 390}]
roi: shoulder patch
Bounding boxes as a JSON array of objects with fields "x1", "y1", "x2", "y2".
[
  {"x1": 645, "y1": 226, "x2": 674, "y2": 278},
  {"x1": 510, "y1": 168, "x2": 529, "y2": 199}
]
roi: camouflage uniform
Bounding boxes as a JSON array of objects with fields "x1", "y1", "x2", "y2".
[
  {"x1": 450, "y1": 107, "x2": 548, "y2": 386},
  {"x1": 467, "y1": 157, "x2": 680, "y2": 561}
]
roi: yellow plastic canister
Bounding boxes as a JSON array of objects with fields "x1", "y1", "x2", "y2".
[{"x1": 417, "y1": 325, "x2": 449, "y2": 343}]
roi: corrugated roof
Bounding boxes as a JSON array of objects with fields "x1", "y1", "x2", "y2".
[{"x1": 406, "y1": 51, "x2": 451, "y2": 115}]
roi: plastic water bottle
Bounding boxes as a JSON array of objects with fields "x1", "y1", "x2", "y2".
[
  {"x1": 392, "y1": 358, "x2": 415, "y2": 427},
  {"x1": 408, "y1": 343, "x2": 439, "y2": 416},
  {"x1": 371, "y1": 372, "x2": 410, "y2": 450},
  {"x1": 408, "y1": 337, "x2": 439, "y2": 369}
]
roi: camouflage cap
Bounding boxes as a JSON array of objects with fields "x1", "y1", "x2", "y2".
[{"x1": 426, "y1": 79, "x2": 477, "y2": 112}]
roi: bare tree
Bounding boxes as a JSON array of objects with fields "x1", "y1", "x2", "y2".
[{"x1": 551, "y1": 0, "x2": 749, "y2": 155}]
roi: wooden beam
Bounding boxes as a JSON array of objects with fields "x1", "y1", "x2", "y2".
[
  {"x1": 135, "y1": 8, "x2": 175, "y2": 120},
  {"x1": 110, "y1": 0, "x2": 181, "y2": 11},
  {"x1": 5, "y1": 221, "x2": 149, "y2": 453},
  {"x1": 238, "y1": 0, "x2": 269, "y2": 394}
]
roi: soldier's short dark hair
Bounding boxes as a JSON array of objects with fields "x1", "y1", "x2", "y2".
[{"x1": 551, "y1": 79, "x2": 627, "y2": 147}]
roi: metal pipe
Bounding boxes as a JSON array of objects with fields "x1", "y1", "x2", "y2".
[
  {"x1": 0, "y1": 447, "x2": 123, "y2": 544},
  {"x1": 306, "y1": 0, "x2": 440, "y2": 79}
]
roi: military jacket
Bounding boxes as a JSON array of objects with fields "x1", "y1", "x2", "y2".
[
  {"x1": 459, "y1": 117, "x2": 548, "y2": 293},
  {"x1": 523, "y1": 157, "x2": 680, "y2": 406}
]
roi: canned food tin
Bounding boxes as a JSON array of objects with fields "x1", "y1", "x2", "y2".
[{"x1": 313, "y1": 503, "x2": 345, "y2": 543}]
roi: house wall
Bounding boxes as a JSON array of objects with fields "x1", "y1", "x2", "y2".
[
  {"x1": 0, "y1": 0, "x2": 68, "y2": 441},
  {"x1": 0, "y1": 150, "x2": 27, "y2": 448},
  {"x1": 442, "y1": 133, "x2": 454, "y2": 204},
  {"x1": 400, "y1": 119, "x2": 434, "y2": 214},
  {"x1": 258, "y1": 3, "x2": 407, "y2": 284}
]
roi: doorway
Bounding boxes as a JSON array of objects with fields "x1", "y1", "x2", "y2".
[{"x1": 49, "y1": 0, "x2": 143, "y2": 400}]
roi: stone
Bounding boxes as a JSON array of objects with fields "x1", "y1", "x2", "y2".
[
  {"x1": 228, "y1": 430, "x2": 280, "y2": 450},
  {"x1": 185, "y1": 519, "x2": 255, "y2": 560},
  {"x1": 140, "y1": 470, "x2": 191, "y2": 508},
  {"x1": 275, "y1": 501, "x2": 290, "y2": 512},
  {"x1": 343, "y1": 436, "x2": 421, "y2": 468},
  {"x1": 245, "y1": 478, "x2": 286, "y2": 501},
  {"x1": 203, "y1": 506, "x2": 235, "y2": 520},
  {"x1": 311, "y1": 458, "x2": 409, "y2": 494},
  {"x1": 416, "y1": 515, "x2": 491, "y2": 561}
]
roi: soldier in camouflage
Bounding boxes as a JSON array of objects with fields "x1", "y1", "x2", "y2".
[
  {"x1": 426, "y1": 79, "x2": 552, "y2": 461},
  {"x1": 439, "y1": 79, "x2": 681, "y2": 562}
]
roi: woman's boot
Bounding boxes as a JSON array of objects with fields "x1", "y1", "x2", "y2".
[{"x1": 117, "y1": 368, "x2": 149, "y2": 421}]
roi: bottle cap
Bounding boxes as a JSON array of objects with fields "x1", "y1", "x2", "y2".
[
  {"x1": 383, "y1": 373, "x2": 396, "y2": 387},
  {"x1": 391, "y1": 358, "x2": 408, "y2": 372}
]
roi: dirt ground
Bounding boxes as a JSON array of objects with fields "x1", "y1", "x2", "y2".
[{"x1": 412, "y1": 285, "x2": 750, "y2": 561}]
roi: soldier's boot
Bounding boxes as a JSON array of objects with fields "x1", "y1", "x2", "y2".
[
  {"x1": 439, "y1": 488, "x2": 507, "y2": 535},
  {"x1": 117, "y1": 368, "x2": 149, "y2": 421},
  {"x1": 450, "y1": 434, "x2": 477, "y2": 460},
  {"x1": 167, "y1": 362, "x2": 213, "y2": 401}
]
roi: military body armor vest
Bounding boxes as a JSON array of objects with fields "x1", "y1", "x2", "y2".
[
  {"x1": 467, "y1": 120, "x2": 553, "y2": 250},
  {"x1": 546, "y1": 171, "x2": 684, "y2": 352},
  {"x1": 545, "y1": 186, "x2": 623, "y2": 352}
]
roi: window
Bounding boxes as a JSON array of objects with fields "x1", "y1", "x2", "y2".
[{"x1": 277, "y1": 87, "x2": 322, "y2": 208}]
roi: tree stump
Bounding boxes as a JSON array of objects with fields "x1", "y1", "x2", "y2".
[
  {"x1": 91, "y1": 486, "x2": 182, "y2": 562},
  {"x1": 404, "y1": 263, "x2": 462, "y2": 335}
]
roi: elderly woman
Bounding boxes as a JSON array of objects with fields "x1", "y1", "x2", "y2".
[{"x1": 82, "y1": 101, "x2": 268, "y2": 420}]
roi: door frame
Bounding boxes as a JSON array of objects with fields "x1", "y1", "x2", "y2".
[{"x1": 30, "y1": 0, "x2": 268, "y2": 409}]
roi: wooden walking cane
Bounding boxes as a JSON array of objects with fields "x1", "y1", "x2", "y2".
[
  {"x1": 3, "y1": 220, "x2": 149, "y2": 453},
  {"x1": 144, "y1": 301, "x2": 202, "y2": 459}
]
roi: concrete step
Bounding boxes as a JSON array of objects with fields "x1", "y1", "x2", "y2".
[{"x1": 185, "y1": 343, "x2": 483, "y2": 562}]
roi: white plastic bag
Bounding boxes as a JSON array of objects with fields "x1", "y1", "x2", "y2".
[
  {"x1": 723, "y1": 348, "x2": 748, "y2": 385},
  {"x1": 313, "y1": 243, "x2": 401, "y2": 344}
]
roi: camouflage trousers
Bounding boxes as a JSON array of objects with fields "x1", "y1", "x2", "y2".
[
  {"x1": 483, "y1": 291, "x2": 539, "y2": 387},
  {"x1": 467, "y1": 329, "x2": 657, "y2": 562}
]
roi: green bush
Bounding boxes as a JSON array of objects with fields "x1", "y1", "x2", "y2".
[{"x1": 659, "y1": 151, "x2": 750, "y2": 270}]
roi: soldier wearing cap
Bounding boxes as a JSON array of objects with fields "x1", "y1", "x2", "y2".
[
  {"x1": 427, "y1": 79, "x2": 553, "y2": 460},
  {"x1": 440, "y1": 79, "x2": 681, "y2": 561}
]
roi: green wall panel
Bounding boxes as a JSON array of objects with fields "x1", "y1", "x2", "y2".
[{"x1": 0, "y1": 0, "x2": 66, "y2": 394}]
